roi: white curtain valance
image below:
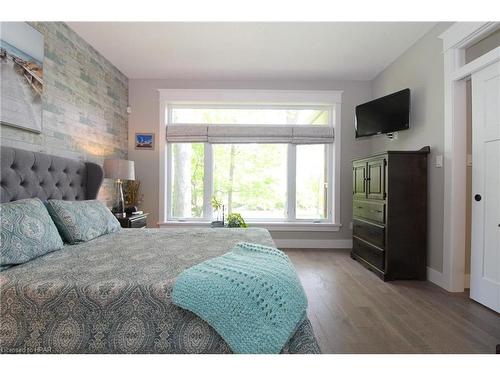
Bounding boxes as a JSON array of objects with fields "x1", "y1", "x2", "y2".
[{"x1": 166, "y1": 125, "x2": 334, "y2": 144}]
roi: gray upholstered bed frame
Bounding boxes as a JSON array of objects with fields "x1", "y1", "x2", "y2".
[{"x1": 0, "y1": 146, "x2": 104, "y2": 203}]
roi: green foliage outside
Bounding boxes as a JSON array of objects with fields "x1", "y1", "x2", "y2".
[
  {"x1": 213, "y1": 143, "x2": 286, "y2": 218},
  {"x1": 171, "y1": 143, "x2": 204, "y2": 218}
]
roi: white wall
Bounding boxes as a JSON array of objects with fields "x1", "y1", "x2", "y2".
[
  {"x1": 128, "y1": 23, "x2": 465, "y2": 267},
  {"x1": 367, "y1": 23, "x2": 452, "y2": 272},
  {"x1": 362, "y1": 23, "x2": 496, "y2": 276},
  {"x1": 128, "y1": 79, "x2": 372, "y2": 246}
]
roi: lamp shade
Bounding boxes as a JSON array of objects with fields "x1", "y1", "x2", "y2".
[{"x1": 103, "y1": 159, "x2": 135, "y2": 180}]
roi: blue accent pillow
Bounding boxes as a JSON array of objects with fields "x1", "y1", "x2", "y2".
[
  {"x1": 1, "y1": 198, "x2": 64, "y2": 270},
  {"x1": 45, "y1": 199, "x2": 121, "y2": 244}
]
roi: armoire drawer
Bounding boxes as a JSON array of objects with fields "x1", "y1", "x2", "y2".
[
  {"x1": 353, "y1": 200, "x2": 385, "y2": 224},
  {"x1": 352, "y1": 238, "x2": 385, "y2": 271},
  {"x1": 353, "y1": 219, "x2": 385, "y2": 248}
]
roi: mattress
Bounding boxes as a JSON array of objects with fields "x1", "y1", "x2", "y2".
[{"x1": 0, "y1": 228, "x2": 320, "y2": 354}]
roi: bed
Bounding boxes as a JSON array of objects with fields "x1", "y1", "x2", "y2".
[{"x1": 0, "y1": 147, "x2": 320, "y2": 354}]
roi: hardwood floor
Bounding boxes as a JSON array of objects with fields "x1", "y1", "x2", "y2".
[{"x1": 284, "y1": 248, "x2": 500, "y2": 354}]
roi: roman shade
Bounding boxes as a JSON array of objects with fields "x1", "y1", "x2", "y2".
[{"x1": 166, "y1": 125, "x2": 334, "y2": 144}]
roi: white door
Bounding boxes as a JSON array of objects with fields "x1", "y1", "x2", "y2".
[{"x1": 470, "y1": 61, "x2": 500, "y2": 313}]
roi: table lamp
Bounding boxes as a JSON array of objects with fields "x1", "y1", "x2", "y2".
[{"x1": 103, "y1": 159, "x2": 135, "y2": 218}]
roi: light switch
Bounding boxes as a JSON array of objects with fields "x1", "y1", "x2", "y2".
[{"x1": 435, "y1": 155, "x2": 443, "y2": 168}]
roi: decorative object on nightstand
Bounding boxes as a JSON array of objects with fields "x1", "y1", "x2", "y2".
[
  {"x1": 116, "y1": 212, "x2": 149, "y2": 229},
  {"x1": 103, "y1": 158, "x2": 135, "y2": 218},
  {"x1": 123, "y1": 180, "x2": 143, "y2": 209}
]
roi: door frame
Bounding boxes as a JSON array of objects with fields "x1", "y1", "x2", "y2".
[{"x1": 439, "y1": 22, "x2": 500, "y2": 292}]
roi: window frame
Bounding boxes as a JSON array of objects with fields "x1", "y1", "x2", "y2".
[
  {"x1": 169, "y1": 103, "x2": 333, "y2": 126},
  {"x1": 159, "y1": 89, "x2": 342, "y2": 229}
]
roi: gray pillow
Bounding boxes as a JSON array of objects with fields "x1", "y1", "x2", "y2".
[
  {"x1": 45, "y1": 199, "x2": 121, "y2": 244},
  {"x1": 1, "y1": 198, "x2": 64, "y2": 270}
]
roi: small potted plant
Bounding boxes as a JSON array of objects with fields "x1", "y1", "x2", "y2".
[
  {"x1": 211, "y1": 196, "x2": 225, "y2": 228},
  {"x1": 226, "y1": 213, "x2": 248, "y2": 228}
]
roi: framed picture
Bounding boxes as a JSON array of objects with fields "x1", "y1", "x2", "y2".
[
  {"x1": 0, "y1": 22, "x2": 44, "y2": 133},
  {"x1": 135, "y1": 133, "x2": 155, "y2": 150}
]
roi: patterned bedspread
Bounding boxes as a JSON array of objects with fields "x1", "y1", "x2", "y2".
[{"x1": 0, "y1": 228, "x2": 320, "y2": 354}]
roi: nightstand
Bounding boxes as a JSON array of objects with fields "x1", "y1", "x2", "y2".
[{"x1": 116, "y1": 213, "x2": 149, "y2": 228}]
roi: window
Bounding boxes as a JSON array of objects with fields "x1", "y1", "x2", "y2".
[
  {"x1": 170, "y1": 143, "x2": 204, "y2": 218},
  {"x1": 296, "y1": 144, "x2": 327, "y2": 220},
  {"x1": 163, "y1": 90, "x2": 341, "y2": 225},
  {"x1": 171, "y1": 106, "x2": 329, "y2": 125},
  {"x1": 213, "y1": 144, "x2": 288, "y2": 219}
]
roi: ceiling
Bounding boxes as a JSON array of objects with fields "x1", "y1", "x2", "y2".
[{"x1": 68, "y1": 22, "x2": 436, "y2": 81}]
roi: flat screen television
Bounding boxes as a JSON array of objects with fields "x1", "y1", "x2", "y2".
[{"x1": 355, "y1": 88, "x2": 410, "y2": 138}]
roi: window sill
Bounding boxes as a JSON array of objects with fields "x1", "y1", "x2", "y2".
[{"x1": 158, "y1": 221, "x2": 342, "y2": 232}]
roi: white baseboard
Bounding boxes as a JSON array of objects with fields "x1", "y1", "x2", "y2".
[
  {"x1": 427, "y1": 267, "x2": 446, "y2": 289},
  {"x1": 464, "y1": 273, "x2": 470, "y2": 289},
  {"x1": 273, "y1": 239, "x2": 352, "y2": 249},
  {"x1": 426, "y1": 268, "x2": 471, "y2": 291}
]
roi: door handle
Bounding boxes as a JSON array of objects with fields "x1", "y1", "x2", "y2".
[{"x1": 474, "y1": 194, "x2": 481, "y2": 202}]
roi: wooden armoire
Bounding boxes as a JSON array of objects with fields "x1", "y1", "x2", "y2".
[{"x1": 351, "y1": 147, "x2": 430, "y2": 280}]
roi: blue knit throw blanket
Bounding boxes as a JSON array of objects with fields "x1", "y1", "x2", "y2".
[{"x1": 172, "y1": 242, "x2": 308, "y2": 354}]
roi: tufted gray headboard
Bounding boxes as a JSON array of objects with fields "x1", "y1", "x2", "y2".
[{"x1": 0, "y1": 147, "x2": 104, "y2": 203}]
